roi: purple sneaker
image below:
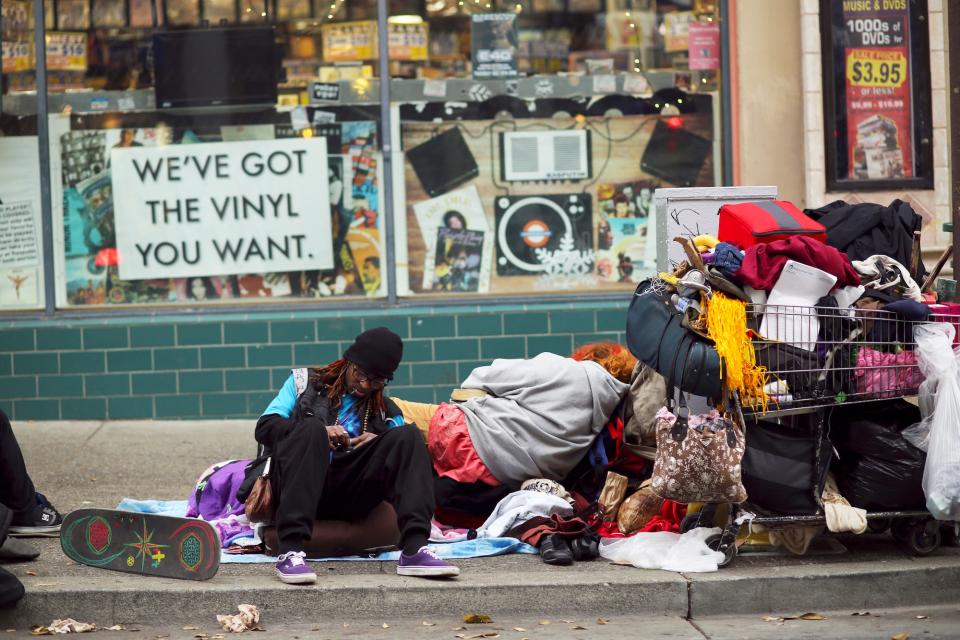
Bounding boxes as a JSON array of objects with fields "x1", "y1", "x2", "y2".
[
  {"x1": 275, "y1": 551, "x2": 317, "y2": 585},
  {"x1": 397, "y1": 546, "x2": 460, "y2": 577}
]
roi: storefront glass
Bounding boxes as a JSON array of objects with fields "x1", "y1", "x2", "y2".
[
  {"x1": 0, "y1": 0, "x2": 46, "y2": 311},
  {"x1": 36, "y1": 1, "x2": 386, "y2": 308},
  {"x1": 1, "y1": 0, "x2": 726, "y2": 312},
  {"x1": 388, "y1": 0, "x2": 723, "y2": 297}
]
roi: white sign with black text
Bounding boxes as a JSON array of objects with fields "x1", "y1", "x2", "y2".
[{"x1": 112, "y1": 138, "x2": 332, "y2": 280}]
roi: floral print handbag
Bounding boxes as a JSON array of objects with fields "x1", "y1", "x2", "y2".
[{"x1": 650, "y1": 402, "x2": 747, "y2": 504}]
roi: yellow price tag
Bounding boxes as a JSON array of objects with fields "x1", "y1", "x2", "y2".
[{"x1": 846, "y1": 49, "x2": 907, "y2": 88}]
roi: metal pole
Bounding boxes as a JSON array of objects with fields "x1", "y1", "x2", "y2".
[
  {"x1": 719, "y1": 0, "x2": 733, "y2": 186},
  {"x1": 376, "y1": 0, "x2": 398, "y2": 304},
  {"x1": 33, "y1": 0, "x2": 56, "y2": 314},
  {"x1": 948, "y1": 0, "x2": 960, "y2": 276}
]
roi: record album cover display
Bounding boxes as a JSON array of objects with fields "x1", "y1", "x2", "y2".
[
  {"x1": 413, "y1": 186, "x2": 492, "y2": 292},
  {"x1": 432, "y1": 228, "x2": 484, "y2": 292},
  {"x1": 494, "y1": 193, "x2": 592, "y2": 276}
]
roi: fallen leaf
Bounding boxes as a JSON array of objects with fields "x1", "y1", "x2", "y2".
[
  {"x1": 561, "y1": 619, "x2": 575, "y2": 623},
  {"x1": 381, "y1": 623, "x2": 390, "y2": 629},
  {"x1": 571, "y1": 625, "x2": 587, "y2": 630},
  {"x1": 539, "y1": 620, "x2": 551, "y2": 625},
  {"x1": 915, "y1": 616, "x2": 928, "y2": 620},
  {"x1": 183, "y1": 627, "x2": 200, "y2": 631},
  {"x1": 106, "y1": 626, "x2": 125, "y2": 631},
  {"x1": 851, "y1": 612, "x2": 871, "y2": 617},
  {"x1": 891, "y1": 634, "x2": 909, "y2": 640},
  {"x1": 799, "y1": 613, "x2": 826, "y2": 621},
  {"x1": 30, "y1": 627, "x2": 51, "y2": 637},
  {"x1": 422, "y1": 621, "x2": 435, "y2": 626},
  {"x1": 512, "y1": 628, "x2": 526, "y2": 632},
  {"x1": 596, "y1": 618, "x2": 609, "y2": 625},
  {"x1": 25, "y1": 571, "x2": 37, "y2": 576},
  {"x1": 452, "y1": 627, "x2": 466, "y2": 631},
  {"x1": 762, "y1": 616, "x2": 783, "y2": 623},
  {"x1": 464, "y1": 614, "x2": 492, "y2": 624}
]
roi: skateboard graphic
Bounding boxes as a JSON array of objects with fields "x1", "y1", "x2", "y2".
[{"x1": 60, "y1": 509, "x2": 220, "y2": 581}]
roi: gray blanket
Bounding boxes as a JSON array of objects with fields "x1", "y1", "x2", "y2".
[{"x1": 458, "y1": 353, "x2": 629, "y2": 486}]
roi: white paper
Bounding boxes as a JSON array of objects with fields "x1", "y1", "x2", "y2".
[
  {"x1": 423, "y1": 79, "x2": 447, "y2": 98},
  {"x1": 623, "y1": 73, "x2": 653, "y2": 96},
  {"x1": 313, "y1": 110, "x2": 336, "y2": 124},
  {"x1": 760, "y1": 260, "x2": 837, "y2": 351},
  {"x1": 117, "y1": 96, "x2": 136, "y2": 111},
  {"x1": 592, "y1": 75, "x2": 617, "y2": 94},
  {"x1": 290, "y1": 106, "x2": 310, "y2": 131},
  {"x1": 0, "y1": 201, "x2": 39, "y2": 268}
]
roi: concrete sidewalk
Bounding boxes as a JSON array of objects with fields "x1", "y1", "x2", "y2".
[{"x1": 3, "y1": 420, "x2": 960, "y2": 628}]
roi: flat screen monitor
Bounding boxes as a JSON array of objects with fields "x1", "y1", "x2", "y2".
[{"x1": 153, "y1": 27, "x2": 278, "y2": 109}]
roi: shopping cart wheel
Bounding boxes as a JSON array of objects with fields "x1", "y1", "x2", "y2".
[
  {"x1": 900, "y1": 520, "x2": 941, "y2": 556},
  {"x1": 867, "y1": 517, "x2": 891, "y2": 534},
  {"x1": 940, "y1": 522, "x2": 960, "y2": 548},
  {"x1": 705, "y1": 533, "x2": 737, "y2": 568},
  {"x1": 890, "y1": 518, "x2": 912, "y2": 543}
]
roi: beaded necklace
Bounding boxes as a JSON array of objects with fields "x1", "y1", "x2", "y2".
[{"x1": 334, "y1": 401, "x2": 371, "y2": 435}]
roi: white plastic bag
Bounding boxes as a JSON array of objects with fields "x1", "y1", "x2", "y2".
[
  {"x1": 598, "y1": 527, "x2": 725, "y2": 573},
  {"x1": 902, "y1": 376, "x2": 937, "y2": 452},
  {"x1": 913, "y1": 323, "x2": 960, "y2": 520}
]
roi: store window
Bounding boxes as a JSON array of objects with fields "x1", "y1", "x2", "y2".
[
  {"x1": 1, "y1": 1, "x2": 46, "y2": 311},
  {"x1": 388, "y1": 0, "x2": 723, "y2": 297},
  {"x1": 820, "y1": 0, "x2": 934, "y2": 192},
  {"x1": 31, "y1": 0, "x2": 387, "y2": 308}
]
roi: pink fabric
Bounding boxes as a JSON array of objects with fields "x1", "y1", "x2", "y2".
[
  {"x1": 428, "y1": 403, "x2": 502, "y2": 486},
  {"x1": 855, "y1": 347, "x2": 924, "y2": 397}
]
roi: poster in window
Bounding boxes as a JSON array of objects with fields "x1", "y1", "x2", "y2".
[
  {"x1": 93, "y1": 0, "x2": 127, "y2": 27},
  {"x1": 687, "y1": 21, "x2": 720, "y2": 70},
  {"x1": 57, "y1": 0, "x2": 89, "y2": 29},
  {"x1": 842, "y1": 2, "x2": 913, "y2": 181},
  {"x1": 471, "y1": 13, "x2": 518, "y2": 78}
]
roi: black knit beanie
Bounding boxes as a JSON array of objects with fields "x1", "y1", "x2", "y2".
[{"x1": 343, "y1": 327, "x2": 403, "y2": 380}]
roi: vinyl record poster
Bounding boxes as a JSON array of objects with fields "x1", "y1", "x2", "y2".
[{"x1": 494, "y1": 193, "x2": 592, "y2": 276}]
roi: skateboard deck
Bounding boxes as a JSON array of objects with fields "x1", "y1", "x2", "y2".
[{"x1": 60, "y1": 509, "x2": 220, "y2": 581}]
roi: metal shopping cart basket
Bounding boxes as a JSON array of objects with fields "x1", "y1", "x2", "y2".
[{"x1": 686, "y1": 302, "x2": 960, "y2": 567}]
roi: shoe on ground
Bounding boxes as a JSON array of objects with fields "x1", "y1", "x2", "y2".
[
  {"x1": 539, "y1": 534, "x2": 574, "y2": 566},
  {"x1": 8, "y1": 493, "x2": 62, "y2": 538},
  {"x1": 275, "y1": 551, "x2": 317, "y2": 585},
  {"x1": 0, "y1": 538, "x2": 40, "y2": 563},
  {"x1": 397, "y1": 546, "x2": 460, "y2": 577}
]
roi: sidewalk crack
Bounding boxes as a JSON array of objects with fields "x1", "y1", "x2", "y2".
[
  {"x1": 81, "y1": 421, "x2": 107, "y2": 447},
  {"x1": 686, "y1": 618, "x2": 710, "y2": 639}
]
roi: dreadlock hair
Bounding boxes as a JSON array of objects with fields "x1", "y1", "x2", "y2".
[{"x1": 309, "y1": 358, "x2": 386, "y2": 414}]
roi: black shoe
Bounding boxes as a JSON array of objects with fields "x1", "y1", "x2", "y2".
[
  {"x1": 0, "y1": 538, "x2": 40, "y2": 562},
  {"x1": 540, "y1": 534, "x2": 573, "y2": 566},
  {"x1": 8, "y1": 493, "x2": 62, "y2": 538},
  {"x1": 569, "y1": 534, "x2": 599, "y2": 561}
]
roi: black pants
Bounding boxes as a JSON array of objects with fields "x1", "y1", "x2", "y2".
[
  {"x1": 273, "y1": 421, "x2": 434, "y2": 555},
  {"x1": 0, "y1": 409, "x2": 29, "y2": 608}
]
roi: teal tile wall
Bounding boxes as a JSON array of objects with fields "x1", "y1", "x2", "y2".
[{"x1": 0, "y1": 302, "x2": 629, "y2": 420}]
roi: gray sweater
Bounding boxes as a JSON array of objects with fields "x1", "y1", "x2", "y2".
[{"x1": 458, "y1": 353, "x2": 629, "y2": 486}]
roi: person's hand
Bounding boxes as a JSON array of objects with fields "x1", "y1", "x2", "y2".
[
  {"x1": 350, "y1": 432, "x2": 377, "y2": 450},
  {"x1": 326, "y1": 425, "x2": 350, "y2": 450}
]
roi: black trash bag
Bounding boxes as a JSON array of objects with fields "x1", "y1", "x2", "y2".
[
  {"x1": 742, "y1": 414, "x2": 831, "y2": 515},
  {"x1": 829, "y1": 400, "x2": 926, "y2": 511}
]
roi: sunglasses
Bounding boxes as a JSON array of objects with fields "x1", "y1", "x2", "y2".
[{"x1": 351, "y1": 363, "x2": 389, "y2": 388}]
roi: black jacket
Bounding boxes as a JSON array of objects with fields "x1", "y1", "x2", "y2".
[
  {"x1": 804, "y1": 199, "x2": 927, "y2": 281},
  {"x1": 254, "y1": 383, "x2": 405, "y2": 458}
]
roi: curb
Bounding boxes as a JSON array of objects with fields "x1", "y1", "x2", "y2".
[{"x1": 4, "y1": 557, "x2": 960, "y2": 627}]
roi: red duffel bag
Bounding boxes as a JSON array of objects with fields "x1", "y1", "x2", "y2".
[{"x1": 718, "y1": 200, "x2": 826, "y2": 250}]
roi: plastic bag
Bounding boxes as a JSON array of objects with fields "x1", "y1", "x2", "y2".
[
  {"x1": 914, "y1": 323, "x2": 960, "y2": 521},
  {"x1": 902, "y1": 376, "x2": 938, "y2": 452},
  {"x1": 598, "y1": 527, "x2": 725, "y2": 573},
  {"x1": 830, "y1": 400, "x2": 926, "y2": 511}
]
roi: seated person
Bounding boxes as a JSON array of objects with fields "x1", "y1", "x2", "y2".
[
  {"x1": 252, "y1": 327, "x2": 459, "y2": 585},
  {"x1": 1, "y1": 409, "x2": 64, "y2": 608}
]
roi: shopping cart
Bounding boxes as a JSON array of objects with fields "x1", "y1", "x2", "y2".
[{"x1": 690, "y1": 303, "x2": 960, "y2": 567}]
